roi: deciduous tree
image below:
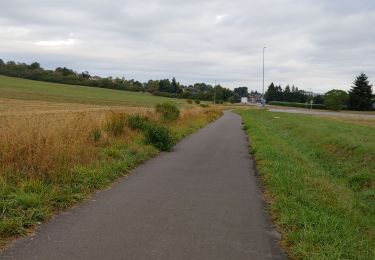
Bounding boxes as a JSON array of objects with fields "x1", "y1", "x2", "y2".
[{"x1": 324, "y1": 89, "x2": 348, "y2": 111}]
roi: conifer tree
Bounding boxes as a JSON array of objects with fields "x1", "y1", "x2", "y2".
[
  {"x1": 348, "y1": 73, "x2": 373, "y2": 110},
  {"x1": 283, "y1": 85, "x2": 291, "y2": 102},
  {"x1": 265, "y1": 83, "x2": 276, "y2": 102}
]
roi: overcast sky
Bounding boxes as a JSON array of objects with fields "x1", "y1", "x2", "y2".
[{"x1": 1, "y1": 0, "x2": 374, "y2": 92}]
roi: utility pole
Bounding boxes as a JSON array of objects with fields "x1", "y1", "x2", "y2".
[{"x1": 262, "y1": 47, "x2": 266, "y2": 107}]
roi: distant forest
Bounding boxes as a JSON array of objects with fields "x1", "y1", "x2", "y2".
[{"x1": 0, "y1": 59, "x2": 251, "y2": 103}]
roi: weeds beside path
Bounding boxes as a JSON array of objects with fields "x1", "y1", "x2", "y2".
[
  {"x1": 1, "y1": 111, "x2": 284, "y2": 260},
  {"x1": 0, "y1": 106, "x2": 222, "y2": 249}
]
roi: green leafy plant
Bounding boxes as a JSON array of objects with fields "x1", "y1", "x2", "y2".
[
  {"x1": 127, "y1": 113, "x2": 176, "y2": 151},
  {"x1": 324, "y1": 89, "x2": 349, "y2": 111},
  {"x1": 145, "y1": 124, "x2": 176, "y2": 151},
  {"x1": 155, "y1": 102, "x2": 180, "y2": 122},
  {"x1": 127, "y1": 114, "x2": 150, "y2": 131}
]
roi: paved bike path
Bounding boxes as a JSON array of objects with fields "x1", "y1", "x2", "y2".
[{"x1": 2, "y1": 111, "x2": 284, "y2": 259}]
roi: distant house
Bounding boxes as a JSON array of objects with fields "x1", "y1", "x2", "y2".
[
  {"x1": 241, "y1": 97, "x2": 248, "y2": 104},
  {"x1": 249, "y1": 91, "x2": 262, "y2": 103}
]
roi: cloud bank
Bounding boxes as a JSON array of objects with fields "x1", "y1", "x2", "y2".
[{"x1": 1, "y1": 0, "x2": 374, "y2": 92}]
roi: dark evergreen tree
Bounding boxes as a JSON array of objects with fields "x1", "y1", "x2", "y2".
[
  {"x1": 275, "y1": 85, "x2": 283, "y2": 100},
  {"x1": 283, "y1": 85, "x2": 291, "y2": 101},
  {"x1": 159, "y1": 79, "x2": 172, "y2": 92},
  {"x1": 348, "y1": 73, "x2": 373, "y2": 110},
  {"x1": 171, "y1": 77, "x2": 178, "y2": 92},
  {"x1": 265, "y1": 83, "x2": 277, "y2": 102}
]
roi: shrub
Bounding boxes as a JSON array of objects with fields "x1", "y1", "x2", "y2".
[
  {"x1": 104, "y1": 112, "x2": 127, "y2": 136},
  {"x1": 200, "y1": 103, "x2": 209, "y2": 108},
  {"x1": 127, "y1": 113, "x2": 176, "y2": 151},
  {"x1": 195, "y1": 99, "x2": 200, "y2": 104},
  {"x1": 155, "y1": 102, "x2": 180, "y2": 122},
  {"x1": 127, "y1": 114, "x2": 150, "y2": 131},
  {"x1": 187, "y1": 99, "x2": 193, "y2": 104},
  {"x1": 145, "y1": 124, "x2": 175, "y2": 151}
]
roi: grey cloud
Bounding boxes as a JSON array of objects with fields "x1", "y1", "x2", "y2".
[{"x1": 0, "y1": 0, "x2": 374, "y2": 92}]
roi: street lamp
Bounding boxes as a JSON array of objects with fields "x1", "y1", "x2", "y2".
[{"x1": 262, "y1": 46, "x2": 266, "y2": 106}]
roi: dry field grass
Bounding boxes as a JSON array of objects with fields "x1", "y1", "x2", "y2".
[
  {"x1": 0, "y1": 97, "x2": 222, "y2": 248},
  {"x1": 0, "y1": 98, "x2": 153, "y2": 177},
  {"x1": 0, "y1": 102, "x2": 213, "y2": 179}
]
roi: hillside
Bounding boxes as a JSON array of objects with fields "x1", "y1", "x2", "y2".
[{"x1": 0, "y1": 75, "x2": 184, "y2": 107}]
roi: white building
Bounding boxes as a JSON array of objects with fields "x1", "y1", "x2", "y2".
[{"x1": 241, "y1": 97, "x2": 248, "y2": 104}]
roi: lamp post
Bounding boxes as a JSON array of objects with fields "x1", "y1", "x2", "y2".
[{"x1": 262, "y1": 46, "x2": 266, "y2": 106}]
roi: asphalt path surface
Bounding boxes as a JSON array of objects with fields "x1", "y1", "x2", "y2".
[{"x1": 1, "y1": 111, "x2": 285, "y2": 260}]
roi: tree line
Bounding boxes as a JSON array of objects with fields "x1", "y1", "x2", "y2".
[
  {"x1": 265, "y1": 83, "x2": 324, "y2": 104},
  {"x1": 0, "y1": 59, "x2": 249, "y2": 103},
  {"x1": 265, "y1": 73, "x2": 374, "y2": 111}
]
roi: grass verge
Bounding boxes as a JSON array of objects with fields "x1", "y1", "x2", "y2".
[
  {"x1": 0, "y1": 107, "x2": 222, "y2": 249},
  {"x1": 237, "y1": 109, "x2": 375, "y2": 259}
]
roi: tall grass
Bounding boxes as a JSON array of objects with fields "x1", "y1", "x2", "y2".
[
  {"x1": 155, "y1": 101, "x2": 180, "y2": 122},
  {"x1": 0, "y1": 113, "x2": 103, "y2": 176},
  {"x1": 0, "y1": 107, "x2": 222, "y2": 248},
  {"x1": 237, "y1": 109, "x2": 375, "y2": 259}
]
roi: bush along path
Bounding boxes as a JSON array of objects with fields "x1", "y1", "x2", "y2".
[
  {"x1": 0, "y1": 102, "x2": 221, "y2": 249},
  {"x1": 1, "y1": 111, "x2": 284, "y2": 260}
]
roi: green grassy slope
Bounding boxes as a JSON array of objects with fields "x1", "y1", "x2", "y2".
[
  {"x1": 237, "y1": 109, "x2": 375, "y2": 259},
  {"x1": 0, "y1": 75, "x2": 183, "y2": 107}
]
